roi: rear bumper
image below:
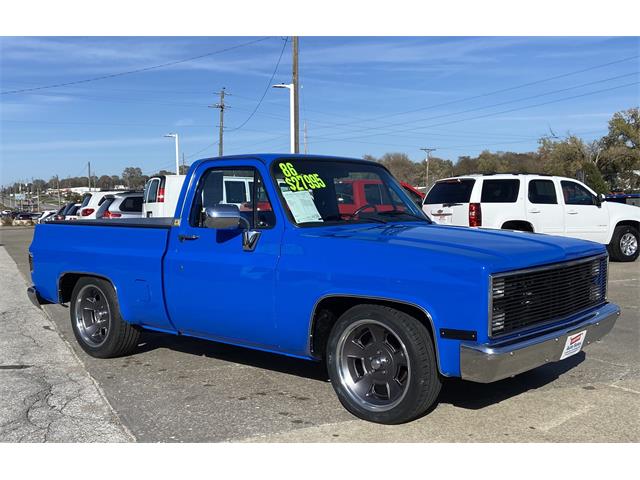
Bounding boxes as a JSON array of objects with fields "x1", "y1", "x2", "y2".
[
  {"x1": 460, "y1": 302, "x2": 620, "y2": 383},
  {"x1": 26, "y1": 286, "x2": 44, "y2": 309}
]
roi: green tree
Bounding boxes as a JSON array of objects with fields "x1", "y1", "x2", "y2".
[
  {"x1": 122, "y1": 167, "x2": 145, "y2": 188},
  {"x1": 598, "y1": 108, "x2": 640, "y2": 190}
]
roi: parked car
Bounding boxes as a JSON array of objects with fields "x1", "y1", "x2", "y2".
[
  {"x1": 78, "y1": 191, "x2": 121, "y2": 219},
  {"x1": 605, "y1": 193, "x2": 640, "y2": 207},
  {"x1": 51, "y1": 204, "x2": 70, "y2": 221},
  {"x1": 14, "y1": 212, "x2": 40, "y2": 221},
  {"x1": 422, "y1": 174, "x2": 640, "y2": 262},
  {"x1": 143, "y1": 175, "x2": 185, "y2": 218},
  {"x1": 54, "y1": 202, "x2": 81, "y2": 221},
  {"x1": 95, "y1": 192, "x2": 144, "y2": 219},
  {"x1": 400, "y1": 182, "x2": 425, "y2": 207},
  {"x1": 28, "y1": 154, "x2": 619, "y2": 424},
  {"x1": 335, "y1": 179, "x2": 427, "y2": 215},
  {"x1": 36, "y1": 210, "x2": 57, "y2": 224}
]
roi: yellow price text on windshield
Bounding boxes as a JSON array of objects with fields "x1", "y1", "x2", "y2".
[{"x1": 278, "y1": 162, "x2": 326, "y2": 192}]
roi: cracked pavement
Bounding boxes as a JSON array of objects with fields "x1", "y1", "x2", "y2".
[
  {"x1": 0, "y1": 246, "x2": 133, "y2": 442},
  {"x1": 1, "y1": 227, "x2": 638, "y2": 442}
]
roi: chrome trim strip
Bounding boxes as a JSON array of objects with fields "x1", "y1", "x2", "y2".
[
  {"x1": 491, "y1": 253, "x2": 607, "y2": 279},
  {"x1": 488, "y1": 253, "x2": 608, "y2": 339},
  {"x1": 307, "y1": 294, "x2": 442, "y2": 374},
  {"x1": 462, "y1": 302, "x2": 620, "y2": 383}
]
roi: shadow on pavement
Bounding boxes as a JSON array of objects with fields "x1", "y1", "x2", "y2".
[
  {"x1": 136, "y1": 330, "x2": 329, "y2": 382},
  {"x1": 133, "y1": 329, "x2": 585, "y2": 410},
  {"x1": 438, "y1": 352, "x2": 585, "y2": 410}
]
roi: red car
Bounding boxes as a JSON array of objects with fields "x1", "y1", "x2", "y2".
[{"x1": 335, "y1": 179, "x2": 424, "y2": 216}]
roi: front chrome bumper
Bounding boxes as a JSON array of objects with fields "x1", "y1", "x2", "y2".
[{"x1": 460, "y1": 302, "x2": 620, "y2": 383}]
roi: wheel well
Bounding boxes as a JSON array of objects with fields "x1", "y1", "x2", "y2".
[
  {"x1": 309, "y1": 296, "x2": 435, "y2": 359},
  {"x1": 615, "y1": 220, "x2": 639, "y2": 233},
  {"x1": 58, "y1": 273, "x2": 113, "y2": 303},
  {"x1": 501, "y1": 220, "x2": 534, "y2": 232}
]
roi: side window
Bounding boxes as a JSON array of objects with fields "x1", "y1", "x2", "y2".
[
  {"x1": 335, "y1": 181, "x2": 354, "y2": 205},
  {"x1": 364, "y1": 183, "x2": 387, "y2": 205},
  {"x1": 561, "y1": 181, "x2": 597, "y2": 206},
  {"x1": 481, "y1": 179, "x2": 520, "y2": 203},
  {"x1": 146, "y1": 179, "x2": 159, "y2": 203},
  {"x1": 528, "y1": 180, "x2": 557, "y2": 204},
  {"x1": 190, "y1": 167, "x2": 275, "y2": 229},
  {"x1": 120, "y1": 196, "x2": 143, "y2": 212},
  {"x1": 224, "y1": 180, "x2": 249, "y2": 204}
]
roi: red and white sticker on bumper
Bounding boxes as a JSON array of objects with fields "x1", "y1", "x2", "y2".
[{"x1": 560, "y1": 330, "x2": 587, "y2": 360}]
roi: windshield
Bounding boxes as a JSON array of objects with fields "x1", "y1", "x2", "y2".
[{"x1": 272, "y1": 158, "x2": 429, "y2": 226}]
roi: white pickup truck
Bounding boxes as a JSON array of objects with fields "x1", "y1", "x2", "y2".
[{"x1": 422, "y1": 174, "x2": 640, "y2": 262}]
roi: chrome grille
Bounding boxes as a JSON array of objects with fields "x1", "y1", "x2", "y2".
[{"x1": 490, "y1": 255, "x2": 608, "y2": 337}]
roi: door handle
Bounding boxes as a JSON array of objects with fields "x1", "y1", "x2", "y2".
[
  {"x1": 178, "y1": 234, "x2": 200, "y2": 241},
  {"x1": 567, "y1": 210, "x2": 578, "y2": 215},
  {"x1": 528, "y1": 209, "x2": 541, "y2": 214}
]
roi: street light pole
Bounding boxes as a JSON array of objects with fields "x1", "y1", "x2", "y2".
[
  {"x1": 164, "y1": 133, "x2": 180, "y2": 175},
  {"x1": 292, "y1": 36, "x2": 300, "y2": 153},
  {"x1": 272, "y1": 83, "x2": 295, "y2": 153}
]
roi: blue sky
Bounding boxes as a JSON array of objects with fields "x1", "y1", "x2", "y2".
[{"x1": 1, "y1": 36, "x2": 638, "y2": 185}]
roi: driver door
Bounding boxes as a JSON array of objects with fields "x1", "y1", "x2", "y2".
[{"x1": 163, "y1": 162, "x2": 283, "y2": 349}]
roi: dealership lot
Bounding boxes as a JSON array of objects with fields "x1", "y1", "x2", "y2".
[{"x1": 1, "y1": 226, "x2": 638, "y2": 442}]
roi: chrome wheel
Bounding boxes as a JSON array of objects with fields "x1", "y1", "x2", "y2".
[
  {"x1": 620, "y1": 232, "x2": 638, "y2": 257},
  {"x1": 336, "y1": 319, "x2": 410, "y2": 412},
  {"x1": 74, "y1": 284, "x2": 111, "y2": 347}
]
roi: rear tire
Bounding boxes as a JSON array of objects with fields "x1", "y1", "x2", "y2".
[
  {"x1": 326, "y1": 304, "x2": 441, "y2": 424},
  {"x1": 70, "y1": 277, "x2": 140, "y2": 358},
  {"x1": 608, "y1": 225, "x2": 639, "y2": 262}
]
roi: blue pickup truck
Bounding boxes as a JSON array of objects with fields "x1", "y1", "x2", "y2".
[{"x1": 28, "y1": 154, "x2": 620, "y2": 424}]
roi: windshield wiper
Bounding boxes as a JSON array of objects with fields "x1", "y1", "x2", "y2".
[
  {"x1": 323, "y1": 214, "x2": 387, "y2": 224},
  {"x1": 377, "y1": 210, "x2": 429, "y2": 222}
]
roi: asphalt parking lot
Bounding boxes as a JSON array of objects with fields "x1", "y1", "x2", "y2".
[{"x1": 1, "y1": 226, "x2": 638, "y2": 442}]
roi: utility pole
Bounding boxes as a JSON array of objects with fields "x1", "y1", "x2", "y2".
[
  {"x1": 211, "y1": 88, "x2": 226, "y2": 157},
  {"x1": 88, "y1": 162, "x2": 92, "y2": 191},
  {"x1": 303, "y1": 120, "x2": 308, "y2": 154},
  {"x1": 56, "y1": 175, "x2": 61, "y2": 207},
  {"x1": 420, "y1": 148, "x2": 436, "y2": 190},
  {"x1": 292, "y1": 36, "x2": 300, "y2": 154}
]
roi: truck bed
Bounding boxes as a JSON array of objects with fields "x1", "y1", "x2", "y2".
[{"x1": 30, "y1": 220, "x2": 176, "y2": 332}]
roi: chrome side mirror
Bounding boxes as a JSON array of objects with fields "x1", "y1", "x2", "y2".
[
  {"x1": 204, "y1": 204, "x2": 244, "y2": 230},
  {"x1": 204, "y1": 204, "x2": 261, "y2": 251}
]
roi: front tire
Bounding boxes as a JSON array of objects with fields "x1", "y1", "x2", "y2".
[
  {"x1": 70, "y1": 277, "x2": 140, "y2": 358},
  {"x1": 608, "y1": 225, "x2": 639, "y2": 262},
  {"x1": 326, "y1": 305, "x2": 441, "y2": 424}
]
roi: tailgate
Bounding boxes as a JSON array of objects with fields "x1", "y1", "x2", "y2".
[{"x1": 422, "y1": 178, "x2": 476, "y2": 226}]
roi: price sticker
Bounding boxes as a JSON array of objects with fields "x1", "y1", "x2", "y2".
[{"x1": 278, "y1": 162, "x2": 327, "y2": 192}]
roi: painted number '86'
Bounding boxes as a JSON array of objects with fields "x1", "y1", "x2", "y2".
[{"x1": 279, "y1": 162, "x2": 298, "y2": 177}]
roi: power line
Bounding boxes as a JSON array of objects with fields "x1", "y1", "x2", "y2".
[
  {"x1": 226, "y1": 37, "x2": 289, "y2": 132},
  {"x1": 0, "y1": 37, "x2": 272, "y2": 95},
  {"x1": 310, "y1": 72, "x2": 637, "y2": 142},
  {"x1": 311, "y1": 81, "x2": 639, "y2": 145},
  {"x1": 308, "y1": 54, "x2": 640, "y2": 135},
  {"x1": 184, "y1": 142, "x2": 219, "y2": 160}
]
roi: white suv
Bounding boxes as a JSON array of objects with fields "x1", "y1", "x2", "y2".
[
  {"x1": 423, "y1": 174, "x2": 640, "y2": 262},
  {"x1": 77, "y1": 191, "x2": 120, "y2": 219}
]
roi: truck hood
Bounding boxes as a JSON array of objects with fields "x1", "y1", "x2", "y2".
[{"x1": 305, "y1": 222, "x2": 605, "y2": 273}]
